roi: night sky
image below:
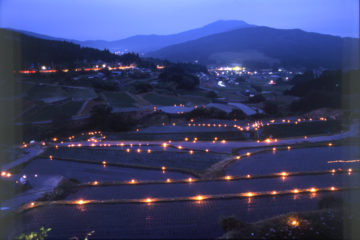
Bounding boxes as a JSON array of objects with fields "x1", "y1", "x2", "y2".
[{"x1": 0, "y1": 0, "x2": 358, "y2": 40}]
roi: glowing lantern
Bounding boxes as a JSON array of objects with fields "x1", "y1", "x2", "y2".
[
  {"x1": 225, "y1": 175, "x2": 232, "y2": 180},
  {"x1": 76, "y1": 199, "x2": 85, "y2": 205},
  {"x1": 195, "y1": 195, "x2": 204, "y2": 201}
]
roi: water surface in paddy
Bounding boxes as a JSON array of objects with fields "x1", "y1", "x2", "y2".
[
  {"x1": 226, "y1": 146, "x2": 360, "y2": 175},
  {"x1": 7, "y1": 191, "x2": 358, "y2": 240},
  {"x1": 21, "y1": 158, "x2": 190, "y2": 183}
]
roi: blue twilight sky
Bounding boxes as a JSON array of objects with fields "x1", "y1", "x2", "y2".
[{"x1": 0, "y1": 0, "x2": 358, "y2": 41}]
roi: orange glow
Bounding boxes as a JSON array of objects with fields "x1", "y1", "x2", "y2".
[
  {"x1": 293, "y1": 189, "x2": 299, "y2": 194},
  {"x1": 145, "y1": 198, "x2": 152, "y2": 203},
  {"x1": 246, "y1": 192, "x2": 253, "y2": 197},
  {"x1": 271, "y1": 191, "x2": 277, "y2": 195},
  {"x1": 281, "y1": 172, "x2": 288, "y2": 177},
  {"x1": 195, "y1": 195, "x2": 204, "y2": 201},
  {"x1": 102, "y1": 161, "x2": 107, "y2": 166},
  {"x1": 290, "y1": 220, "x2": 299, "y2": 227},
  {"x1": 221, "y1": 140, "x2": 226, "y2": 144},
  {"x1": 166, "y1": 178, "x2": 171, "y2": 183},
  {"x1": 348, "y1": 168, "x2": 352, "y2": 172},
  {"x1": 76, "y1": 199, "x2": 87, "y2": 205},
  {"x1": 272, "y1": 147, "x2": 276, "y2": 151},
  {"x1": 309, "y1": 188, "x2": 317, "y2": 193},
  {"x1": 330, "y1": 186, "x2": 336, "y2": 191},
  {"x1": 331, "y1": 169, "x2": 336, "y2": 173},
  {"x1": 225, "y1": 175, "x2": 232, "y2": 180},
  {"x1": 246, "y1": 152, "x2": 251, "y2": 156},
  {"x1": 236, "y1": 156, "x2": 241, "y2": 160},
  {"x1": 147, "y1": 149, "x2": 152, "y2": 153},
  {"x1": 188, "y1": 177, "x2": 193, "y2": 182},
  {"x1": 30, "y1": 202, "x2": 35, "y2": 207},
  {"x1": 264, "y1": 138, "x2": 272, "y2": 143},
  {"x1": 161, "y1": 166, "x2": 166, "y2": 171},
  {"x1": 246, "y1": 174, "x2": 251, "y2": 178},
  {"x1": 130, "y1": 179, "x2": 136, "y2": 184},
  {"x1": 205, "y1": 149, "x2": 209, "y2": 152},
  {"x1": 6, "y1": 172, "x2": 11, "y2": 178},
  {"x1": 1, "y1": 171, "x2": 5, "y2": 177},
  {"x1": 328, "y1": 143, "x2": 333, "y2": 147},
  {"x1": 92, "y1": 181, "x2": 99, "y2": 186},
  {"x1": 287, "y1": 146, "x2": 291, "y2": 150},
  {"x1": 49, "y1": 155, "x2": 53, "y2": 160},
  {"x1": 126, "y1": 148, "x2": 130, "y2": 153},
  {"x1": 136, "y1": 149, "x2": 141, "y2": 153},
  {"x1": 185, "y1": 137, "x2": 189, "y2": 141},
  {"x1": 189, "y1": 150, "x2": 194, "y2": 154}
]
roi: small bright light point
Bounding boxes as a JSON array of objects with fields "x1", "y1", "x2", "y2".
[
  {"x1": 328, "y1": 143, "x2": 333, "y2": 147},
  {"x1": 188, "y1": 178, "x2": 193, "y2": 182},
  {"x1": 30, "y1": 202, "x2": 35, "y2": 207},
  {"x1": 195, "y1": 195, "x2": 204, "y2": 201},
  {"x1": 272, "y1": 147, "x2": 276, "y2": 151},
  {"x1": 189, "y1": 150, "x2": 194, "y2": 154},
  {"x1": 102, "y1": 161, "x2": 106, "y2": 165},
  {"x1": 205, "y1": 149, "x2": 209, "y2": 152},
  {"x1": 130, "y1": 179, "x2": 136, "y2": 184},
  {"x1": 348, "y1": 168, "x2": 352, "y2": 172},
  {"x1": 293, "y1": 189, "x2": 299, "y2": 194},
  {"x1": 93, "y1": 181, "x2": 99, "y2": 185},
  {"x1": 221, "y1": 140, "x2": 226, "y2": 144},
  {"x1": 246, "y1": 152, "x2": 251, "y2": 156},
  {"x1": 147, "y1": 149, "x2": 151, "y2": 153},
  {"x1": 281, "y1": 172, "x2": 288, "y2": 177},
  {"x1": 291, "y1": 220, "x2": 299, "y2": 227},
  {"x1": 287, "y1": 146, "x2": 291, "y2": 150},
  {"x1": 177, "y1": 146, "x2": 183, "y2": 149},
  {"x1": 272, "y1": 191, "x2": 277, "y2": 195},
  {"x1": 145, "y1": 198, "x2": 152, "y2": 203},
  {"x1": 225, "y1": 175, "x2": 232, "y2": 180},
  {"x1": 330, "y1": 186, "x2": 336, "y2": 191},
  {"x1": 236, "y1": 156, "x2": 241, "y2": 160},
  {"x1": 331, "y1": 169, "x2": 336, "y2": 173},
  {"x1": 76, "y1": 199, "x2": 85, "y2": 205},
  {"x1": 161, "y1": 166, "x2": 166, "y2": 171},
  {"x1": 166, "y1": 178, "x2": 171, "y2": 183},
  {"x1": 246, "y1": 174, "x2": 251, "y2": 178},
  {"x1": 309, "y1": 188, "x2": 317, "y2": 193}
]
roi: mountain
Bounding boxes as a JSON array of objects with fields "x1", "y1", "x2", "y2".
[
  {"x1": 0, "y1": 28, "x2": 119, "y2": 72},
  {"x1": 147, "y1": 26, "x2": 359, "y2": 69},
  {"x1": 79, "y1": 20, "x2": 254, "y2": 53},
  {"x1": 6, "y1": 20, "x2": 254, "y2": 53}
]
